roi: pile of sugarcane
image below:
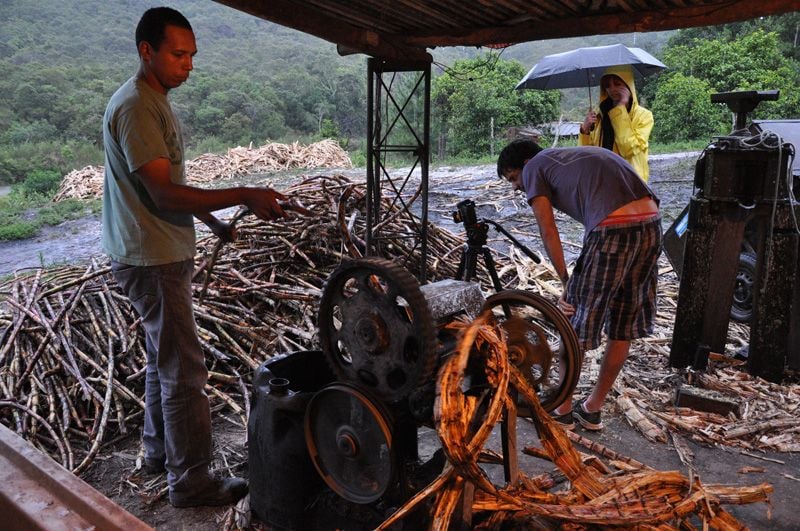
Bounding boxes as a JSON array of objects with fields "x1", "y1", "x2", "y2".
[
  {"x1": 0, "y1": 171, "x2": 793, "y2": 527},
  {"x1": 611, "y1": 269, "x2": 800, "y2": 453},
  {"x1": 0, "y1": 174, "x2": 509, "y2": 474},
  {"x1": 377, "y1": 315, "x2": 772, "y2": 529},
  {"x1": 52, "y1": 139, "x2": 352, "y2": 201},
  {"x1": 188, "y1": 139, "x2": 353, "y2": 184}
]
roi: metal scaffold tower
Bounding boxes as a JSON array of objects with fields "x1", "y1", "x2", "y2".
[{"x1": 366, "y1": 58, "x2": 431, "y2": 282}]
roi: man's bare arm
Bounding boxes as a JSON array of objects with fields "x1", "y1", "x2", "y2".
[
  {"x1": 135, "y1": 158, "x2": 286, "y2": 221},
  {"x1": 530, "y1": 195, "x2": 568, "y2": 286},
  {"x1": 531, "y1": 195, "x2": 575, "y2": 316}
]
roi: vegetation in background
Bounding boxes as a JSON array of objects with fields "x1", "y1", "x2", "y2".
[
  {"x1": 651, "y1": 74, "x2": 725, "y2": 142},
  {"x1": 0, "y1": 169, "x2": 100, "y2": 241},
  {"x1": 433, "y1": 55, "x2": 560, "y2": 157},
  {"x1": 0, "y1": 2, "x2": 797, "y2": 240},
  {"x1": 646, "y1": 17, "x2": 800, "y2": 142}
]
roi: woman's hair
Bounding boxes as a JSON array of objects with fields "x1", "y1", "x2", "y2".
[
  {"x1": 496, "y1": 139, "x2": 543, "y2": 178},
  {"x1": 601, "y1": 74, "x2": 624, "y2": 90},
  {"x1": 135, "y1": 7, "x2": 193, "y2": 51}
]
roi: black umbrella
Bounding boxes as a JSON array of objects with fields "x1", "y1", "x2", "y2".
[{"x1": 516, "y1": 43, "x2": 666, "y2": 108}]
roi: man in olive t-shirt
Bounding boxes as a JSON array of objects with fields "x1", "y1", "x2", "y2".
[{"x1": 102, "y1": 7, "x2": 288, "y2": 508}]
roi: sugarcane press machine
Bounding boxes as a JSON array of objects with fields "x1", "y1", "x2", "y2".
[
  {"x1": 247, "y1": 257, "x2": 581, "y2": 529},
  {"x1": 669, "y1": 90, "x2": 800, "y2": 381}
]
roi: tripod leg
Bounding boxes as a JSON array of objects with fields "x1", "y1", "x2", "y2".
[
  {"x1": 481, "y1": 248, "x2": 514, "y2": 317},
  {"x1": 482, "y1": 248, "x2": 505, "y2": 293},
  {"x1": 456, "y1": 248, "x2": 466, "y2": 280},
  {"x1": 458, "y1": 245, "x2": 481, "y2": 282}
]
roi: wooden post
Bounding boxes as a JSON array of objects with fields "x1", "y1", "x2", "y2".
[
  {"x1": 501, "y1": 402, "x2": 519, "y2": 486},
  {"x1": 490, "y1": 116, "x2": 495, "y2": 156}
]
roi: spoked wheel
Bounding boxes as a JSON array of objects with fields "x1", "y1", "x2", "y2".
[{"x1": 480, "y1": 290, "x2": 582, "y2": 413}]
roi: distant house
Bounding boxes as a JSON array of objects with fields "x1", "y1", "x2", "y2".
[
  {"x1": 547, "y1": 122, "x2": 582, "y2": 137},
  {"x1": 506, "y1": 122, "x2": 581, "y2": 142},
  {"x1": 506, "y1": 126, "x2": 542, "y2": 142}
]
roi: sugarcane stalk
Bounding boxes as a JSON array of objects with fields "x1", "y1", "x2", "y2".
[
  {"x1": 73, "y1": 333, "x2": 116, "y2": 475},
  {"x1": 0, "y1": 400, "x2": 68, "y2": 466}
]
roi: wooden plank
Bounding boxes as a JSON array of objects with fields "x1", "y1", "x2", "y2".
[
  {"x1": 454, "y1": 481, "x2": 475, "y2": 530},
  {"x1": 674, "y1": 384, "x2": 741, "y2": 417},
  {"x1": 211, "y1": 0, "x2": 797, "y2": 56},
  {"x1": 402, "y1": 0, "x2": 798, "y2": 47},
  {"x1": 305, "y1": 0, "x2": 404, "y2": 33},
  {"x1": 501, "y1": 406, "x2": 519, "y2": 486},
  {"x1": 213, "y1": 0, "x2": 431, "y2": 61},
  {"x1": 365, "y1": 0, "x2": 444, "y2": 31},
  {"x1": 0, "y1": 424, "x2": 151, "y2": 531}
]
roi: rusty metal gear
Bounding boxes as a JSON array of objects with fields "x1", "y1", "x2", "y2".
[
  {"x1": 481, "y1": 290, "x2": 582, "y2": 412},
  {"x1": 318, "y1": 257, "x2": 437, "y2": 402}
]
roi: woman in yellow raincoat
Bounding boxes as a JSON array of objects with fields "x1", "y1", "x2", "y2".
[{"x1": 579, "y1": 66, "x2": 653, "y2": 182}]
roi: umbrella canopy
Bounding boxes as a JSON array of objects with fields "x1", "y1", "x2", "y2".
[{"x1": 515, "y1": 43, "x2": 666, "y2": 91}]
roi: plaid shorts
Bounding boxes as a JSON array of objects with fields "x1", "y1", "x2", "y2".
[{"x1": 565, "y1": 217, "x2": 662, "y2": 351}]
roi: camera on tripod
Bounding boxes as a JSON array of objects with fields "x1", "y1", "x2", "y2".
[
  {"x1": 452, "y1": 198, "x2": 479, "y2": 226},
  {"x1": 452, "y1": 199, "x2": 489, "y2": 247}
]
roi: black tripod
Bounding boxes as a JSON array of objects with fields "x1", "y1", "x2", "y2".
[
  {"x1": 453, "y1": 200, "x2": 542, "y2": 290},
  {"x1": 455, "y1": 218, "x2": 504, "y2": 290}
]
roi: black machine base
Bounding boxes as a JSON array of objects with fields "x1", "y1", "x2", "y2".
[{"x1": 248, "y1": 350, "x2": 439, "y2": 530}]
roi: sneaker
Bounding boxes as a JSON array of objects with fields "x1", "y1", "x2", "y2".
[
  {"x1": 573, "y1": 398, "x2": 603, "y2": 431},
  {"x1": 169, "y1": 476, "x2": 249, "y2": 508},
  {"x1": 550, "y1": 410, "x2": 575, "y2": 430}
]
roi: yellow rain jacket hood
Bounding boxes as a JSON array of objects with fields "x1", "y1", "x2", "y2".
[{"x1": 579, "y1": 65, "x2": 654, "y2": 182}]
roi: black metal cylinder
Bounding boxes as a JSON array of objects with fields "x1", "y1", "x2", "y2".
[{"x1": 248, "y1": 350, "x2": 335, "y2": 530}]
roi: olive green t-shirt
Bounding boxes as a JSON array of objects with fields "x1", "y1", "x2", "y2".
[{"x1": 101, "y1": 76, "x2": 195, "y2": 266}]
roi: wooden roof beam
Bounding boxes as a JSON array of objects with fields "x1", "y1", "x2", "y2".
[
  {"x1": 213, "y1": 0, "x2": 431, "y2": 62},
  {"x1": 403, "y1": 0, "x2": 799, "y2": 48}
]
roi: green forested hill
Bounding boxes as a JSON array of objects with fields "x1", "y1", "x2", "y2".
[
  {"x1": 1, "y1": 0, "x2": 369, "y2": 148},
  {"x1": 0, "y1": 0, "x2": 671, "y2": 155},
  {"x1": 1, "y1": 1, "x2": 797, "y2": 185}
]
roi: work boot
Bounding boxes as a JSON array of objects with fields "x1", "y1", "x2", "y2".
[
  {"x1": 141, "y1": 457, "x2": 166, "y2": 475},
  {"x1": 169, "y1": 476, "x2": 249, "y2": 508}
]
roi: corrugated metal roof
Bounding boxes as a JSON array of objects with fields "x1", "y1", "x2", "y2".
[
  {"x1": 212, "y1": 0, "x2": 797, "y2": 61},
  {"x1": 549, "y1": 122, "x2": 582, "y2": 137}
]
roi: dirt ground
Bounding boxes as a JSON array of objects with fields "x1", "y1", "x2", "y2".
[{"x1": 6, "y1": 153, "x2": 800, "y2": 529}]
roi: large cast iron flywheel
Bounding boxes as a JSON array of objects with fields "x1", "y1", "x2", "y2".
[{"x1": 317, "y1": 257, "x2": 437, "y2": 403}]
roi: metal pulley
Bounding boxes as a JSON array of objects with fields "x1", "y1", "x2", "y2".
[
  {"x1": 304, "y1": 383, "x2": 394, "y2": 504},
  {"x1": 480, "y1": 290, "x2": 582, "y2": 412}
]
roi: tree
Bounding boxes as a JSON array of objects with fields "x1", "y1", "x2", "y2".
[
  {"x1": 651, "y1": 73, "x2": 726, "y2": 142},
  {"x1": 648, "y1": 26, "x2": 800, "y2": 142},
  {"x1": 660, "y1": 30, "x2": 800, "y2": 121},
  {"x1": 666, "y1": 13, "x2": 800, "y2": 61},
  {"x1": 174, "y1": 72, "x2": 286, "y2": 145},
  {"x1": 433, "y1": 55, "x2": 560, "y2": 157}
]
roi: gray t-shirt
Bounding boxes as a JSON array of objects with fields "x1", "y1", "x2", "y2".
[
  {"x1": 522, "y1": 146, "x2": 658, "y2": 236},
  {"x1": 101, "y1": 76, "x2": 195, "y2": 266}
]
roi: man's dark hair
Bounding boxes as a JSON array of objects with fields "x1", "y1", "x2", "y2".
[
  {"x1": 136, "y1": 7, "x2": 193, "y2": 51},
  {"x1": 496, "y1": 139, "x2": 543, "y2": 178}
]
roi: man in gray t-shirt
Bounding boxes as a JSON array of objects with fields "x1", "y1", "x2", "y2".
[
  {"x1": 497, "y1": 140, "x2": 662, "y2": 432},
  {"x1": 102, "y1": 7, "x2": 291, "y2": 508}
]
